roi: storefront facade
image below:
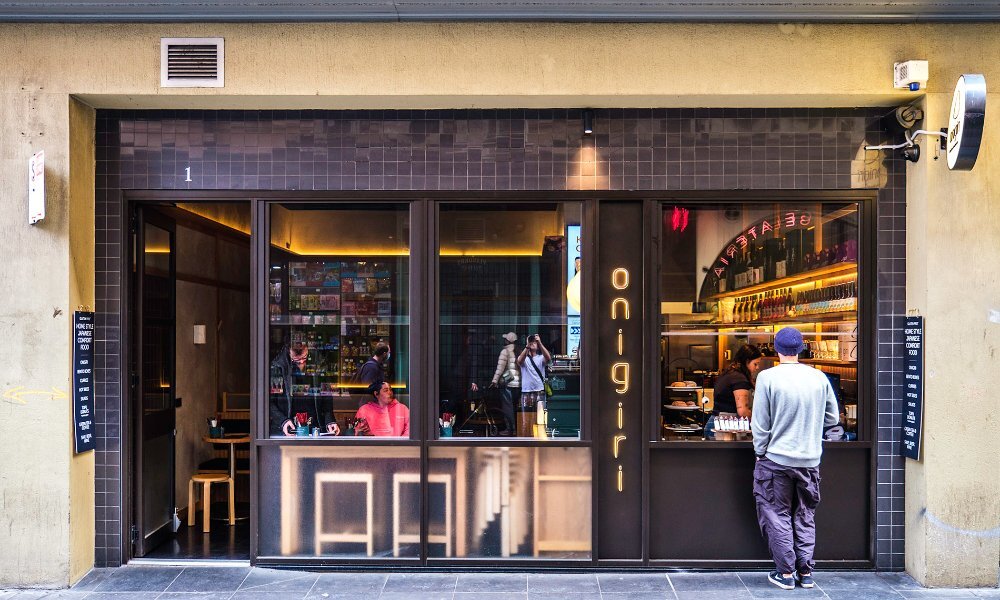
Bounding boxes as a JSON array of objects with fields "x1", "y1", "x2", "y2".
[
  {"x1": 1, "y1": 20, "x2": 998, "y2": 590},
  {"x1": 92, "y1": 109, "x2": 897, "y2": 568}
]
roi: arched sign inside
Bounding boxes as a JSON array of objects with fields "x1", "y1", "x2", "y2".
[
  {"x1": 947, "y1": 74, "x2": 987, "y2": 171},
  {"x1": 698, "y1": 209, "x2": 817, "y2": 299}
]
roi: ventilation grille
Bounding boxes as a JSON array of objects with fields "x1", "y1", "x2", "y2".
[{"x1": 160, "y1": 38, "x2": 224, "y2": 88}]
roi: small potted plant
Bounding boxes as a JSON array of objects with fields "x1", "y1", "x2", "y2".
[
  {"x1": 294, "y1": 412, "x2": 311, "y2": 437},
  {"x1": 439, "y1": 412, "x2": 455, "y2": 438}
]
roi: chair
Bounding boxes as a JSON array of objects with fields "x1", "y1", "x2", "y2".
[
  {"x1": 393, "y1": 472, "x2": 452, "y2": 557},
  {"x1": 187, "y1": 473, "x2": 234, "y2": 533},
  {"x1": 314, "y1": 472, "x2": 374, "y2": 556}
]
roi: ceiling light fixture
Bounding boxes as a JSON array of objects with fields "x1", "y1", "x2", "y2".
[{"x1": 583, "y1": 109, "x2": 594, "y2": 136}]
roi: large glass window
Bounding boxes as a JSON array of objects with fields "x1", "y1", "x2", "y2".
[
  {"x1": 438, "y1": 203, "x2": 583, "y2": 439},
  {"x1": 267, "y1": 203, "x2": 410, "y2": 439},
  {"x1": 659, "y1": 202, "x2": 860, "y2": 442},
  {"x1": 258, "y1": 445, "x2": 421, "y2": 558},
  {"x1": 427, "y1": 446, "x2": 591, "y2": 559}
]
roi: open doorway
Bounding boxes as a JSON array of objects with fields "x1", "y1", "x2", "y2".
[{"x1": 131, "y1": 201, "x2": 252, "y2": 561}]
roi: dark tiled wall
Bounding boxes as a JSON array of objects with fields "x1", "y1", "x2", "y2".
[{"x1": 94, "y1": 108, "x2": 906, "y2": 569}]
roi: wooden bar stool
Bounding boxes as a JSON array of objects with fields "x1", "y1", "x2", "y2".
[{"x1": 187, "y1": 473, "x2": 234, "y2": 533}]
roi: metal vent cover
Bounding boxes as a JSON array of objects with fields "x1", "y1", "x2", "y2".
[
  {"x1": 160, "y1": 37, "x2": 224, "y2": 88},
  {"x1": 454, "y1": 217, "x2": 486, "y2": 243}
]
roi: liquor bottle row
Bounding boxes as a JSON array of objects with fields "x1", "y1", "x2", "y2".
[
  {"x1": 794, "y1": 282, "x2": 858, "y2": 316},
  {"x1": 718, "y1": 234, "x2": 858, "y2": 293},
  {"x1": 725, "y1": 281, "x2": 857, "y2": 324}
]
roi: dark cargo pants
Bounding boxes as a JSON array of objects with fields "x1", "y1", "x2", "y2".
[{"x1": 753, "y1": 457, "x2": 822, "y2": 575}]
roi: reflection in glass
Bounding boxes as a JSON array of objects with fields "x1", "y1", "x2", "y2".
[
  {"x1": 267, "y1": 204, "x2": 410, "y2": 438},
  {"x1": 258, "y1": 445, "x2": 421, "y2": 558},
  {"x1": 659, "y1": 203, "x2": 860, "y2": 441},
  {"x1": 438, "y1": 203, "x2": 583, "y2": 439},
  {"x1": 141, "y1": 222, "x2": 173, "y2": 413},
  {"x1": 143, "y1": 222, "x2": 171, "y2": 274},
  {"x1": 427, "y1": 446, "x2": 591, "y2": 559}
]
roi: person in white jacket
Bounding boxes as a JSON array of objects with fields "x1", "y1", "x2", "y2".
[{"x1": 484, "y1": 332, "x2": 519, "y2": 436}]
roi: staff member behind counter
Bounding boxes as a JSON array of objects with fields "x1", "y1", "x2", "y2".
[{"x1": 707, "y1": 344, "x2": 763, "y2": 440}]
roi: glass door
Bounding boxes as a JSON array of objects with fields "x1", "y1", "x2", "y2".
[{"x1": 132, "y1": 208, "x2": 177, "y2": 557}]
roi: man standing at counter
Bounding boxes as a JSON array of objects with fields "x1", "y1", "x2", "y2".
[{"x1": 751, "y1": 327, "x2": 840, "y2": 590}]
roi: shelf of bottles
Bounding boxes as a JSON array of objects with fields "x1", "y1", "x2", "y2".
[
  {"x1": 720, "y1": 279, "x2": 857, "y2": 326},
  {"x1": 268, "y1": 260, "x2": 393, "y2": 399},
  {"x1": 704, "y1": 236, "x2": 859, "y2": 328}
]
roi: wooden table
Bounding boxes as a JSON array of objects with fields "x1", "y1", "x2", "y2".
[
  {"x1": 203, "y1": 433, "x2": 251, "y2": 521},
  {"x1": 202, "y1": 433, "x2": 251, "y2": 480}
]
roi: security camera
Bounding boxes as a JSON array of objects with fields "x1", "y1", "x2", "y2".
[
  {"x1": 883, "y1": 105, "x2": 924, "y2": 136},
  {"x1": 894, "y1": 105, "x2": 924, "y2": 130},
  {"x1": 901, "y1": 145, "x2": 920, "y2": 163}
]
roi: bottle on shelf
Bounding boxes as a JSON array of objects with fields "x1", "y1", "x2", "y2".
[
  {"x1": 763, "y1": 241, "x2": 773, "y2": 283},
  {"x1": 735, "y1": 246, "x2": 749, "y2": 289},
  {"x1": 774, "y1": 238, "x2": 787, "y2": 279},
  {"x1": 751, "y1": 242, "x2": 764, "y2": 285}
]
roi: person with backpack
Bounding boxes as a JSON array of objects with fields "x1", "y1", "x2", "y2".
[{"x1": 486, "y1": 332, "x2": 519, "y2": 436}]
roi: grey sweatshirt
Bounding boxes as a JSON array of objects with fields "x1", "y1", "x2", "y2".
[{"x1": 751, "y1": 362, "x2": 840, "y2": 467}]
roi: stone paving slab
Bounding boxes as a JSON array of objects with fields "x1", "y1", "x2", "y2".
[{"x1": 0, "y1": 567, "x2": 997, "y2": 599}]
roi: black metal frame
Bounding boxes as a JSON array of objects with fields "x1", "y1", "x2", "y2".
[
  {"x1": 645, "y1": 190, "x2": 877, "y2": 569},
  {"x1": 118, "y1": 188, "x2": 878, "y2": 570}
]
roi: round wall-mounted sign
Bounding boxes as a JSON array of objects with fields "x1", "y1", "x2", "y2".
[{"x1": 947, "y1": 74, "x2": 986, "y2": 171}]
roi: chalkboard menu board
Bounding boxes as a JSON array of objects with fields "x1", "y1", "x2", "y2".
[
  {"x1": 901, "y1": 316, "x2": 923, "y2": 460},
  {"x1": 73, "y1": 311, "x2": 96, "y2": 454}
]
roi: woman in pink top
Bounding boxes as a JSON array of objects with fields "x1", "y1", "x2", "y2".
[{"x1": 354, "y1": 382, "x2": 410, "y2": 437}]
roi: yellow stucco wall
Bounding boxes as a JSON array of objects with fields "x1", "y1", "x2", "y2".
[
  {"x1": 0, "y1": 21, "x2": 997, "y2": 588},
  {"x1": 0, "y1": 22, "x2": 991, "y2": 108},
  {"x1": 67, "y1": 97, "x2": 96, "y2": 586},
  {"x1": 906, "y1": 91, "x2": 1000, "y2": 588}
]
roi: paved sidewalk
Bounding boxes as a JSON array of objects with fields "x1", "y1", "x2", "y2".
[{"x1": 1, "y1": 567, "x2": 999, "y2": 599}]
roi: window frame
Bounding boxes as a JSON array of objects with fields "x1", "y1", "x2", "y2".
[
  {"x1": 258, "y1": 198, "x2": 422, "y2": 444},
  {"x1": 429, "y1": 198, "x2": 595, "y2": 446},
  {"x1": 649, "y1": 191, "x2": 877, "y2": 447}
]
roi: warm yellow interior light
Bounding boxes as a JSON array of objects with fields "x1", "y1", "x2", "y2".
[
  {"x1": 333, "y1": 383, "x2": 408, "y2": 389},
  {"x1": 287, "y1": 247, "x2": 411, "y2": 256},
  {"x1": 440, "y1": 249, "x2": 543, "y2": 257},
  {"x1": 276, "y1": 246, "x2": 547, "y2": 257}
]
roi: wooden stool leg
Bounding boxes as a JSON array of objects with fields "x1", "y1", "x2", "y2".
[
  {"x1": 188, "y1": 478, "x2": 196, "y2": 528},
  {"x1": 227, "y1": 478, "x2": 235, "y2": 525},
  {"x1": 202, "y1": 480, "x2": 212, "y2": 533}
]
